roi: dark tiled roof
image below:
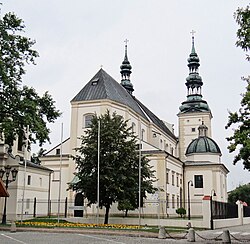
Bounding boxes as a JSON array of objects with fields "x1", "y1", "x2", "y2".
[
  {"x1": 19, "y1": 161, "x2": 53, "y2": 172},
  {"x1": 134, "y1": 98, "x2": 177, "y2": 140},
  {"x1": 71, "y1": 69, "x2": 148, "y2": 120},
  {"x1": 72, "y1": 69, "x2": 176, "y2": 139}
]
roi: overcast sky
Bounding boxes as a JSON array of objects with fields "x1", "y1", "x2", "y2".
[{"x1": 2, "y1": 0, "x2": 249, "y2": 190}]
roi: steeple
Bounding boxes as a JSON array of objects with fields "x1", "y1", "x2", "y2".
[
  {"x1": 120, "y1": 39, "x2": 134, "y2": 95},
  {"x1": 186, "y1": 34, "x2": 203, "y2": 97},
  {"x1": 179, "y1": 33, "x2": 210, "y2": 113}
]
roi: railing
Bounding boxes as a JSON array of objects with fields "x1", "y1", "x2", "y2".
[
  {"x1": 213, "y1": 200, "x2": 238, "y2": 219},
  {"x1": 243, "y1": 205, "x2": 250, "y2": 217}
]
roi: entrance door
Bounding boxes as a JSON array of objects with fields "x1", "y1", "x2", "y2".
[{"x1": 74, "y1": 193, "x2": 84, "y2": 217}]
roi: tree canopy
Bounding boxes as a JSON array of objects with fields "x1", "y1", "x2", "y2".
[
  {"x1": 69, "y1": 111, "x2": 156, "y2": 224},
  {"x1": 228, "y1": 184, "x2": 250, "y2": 205},
  {"x1": 225, "y1": 5, "x2": 250, "y2": 170},
  {"x1": 0, "y1": 11, "x2": 60, "y2": 151}
]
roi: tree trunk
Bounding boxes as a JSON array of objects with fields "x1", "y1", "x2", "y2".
[
  {"x1": 104, "y1": 205, "x2": 110, "y2": 224},
  {"x1": 125, "y1": 209, "x2": 128, "y2": 217}
]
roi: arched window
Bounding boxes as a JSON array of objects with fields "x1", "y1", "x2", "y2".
[
  {"x1": 141, "y1": 129, "x2": 145, "y2": 140},
  {"x1": 83, "y1": 114, "x2": 94, "y2": 128},
  {"x1": 132, "y1": 122, "x2": 136, "y2": 133}
]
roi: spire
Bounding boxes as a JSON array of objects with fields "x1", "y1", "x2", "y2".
[
  {"x1": 186, "y1": 32, "x2": 203, "y2": 96},
  {"x1": 179, "y1": 32, "x2": 210, "y2": 113},
  {"x1": 120, "y1": 39, "x2": 134, "y2": 94}
]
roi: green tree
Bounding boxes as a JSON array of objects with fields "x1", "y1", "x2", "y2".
[
  {"x1": 69, "y1": 111, "x2": 156, "y2": 224},
  {"x1": 226, "y1": 5, "x2": 250, "y2": 170},
  {"x1": 117, "y1": 199, "x2": 136, "y2": 217},
  {"x1": 0, "y1": 11, "x2": 60, "y2": 150},
  {"x1": 228, "y1": 184, "x2": 250, "y2": 205}
]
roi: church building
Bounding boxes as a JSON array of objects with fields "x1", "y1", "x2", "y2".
[{"x1": 39, "y1": 36, "x2": 229, "y2": 218}]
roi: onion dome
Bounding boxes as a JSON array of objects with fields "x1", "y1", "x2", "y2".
[
  {"x1": 179, "y1": 35, "x2": 210, "y2": 114},
  {"x1": 120, "y1": 40, "x2": 134, "y2": 94},
  {"x1": 186, "y1": 122, "x2": 221, "y2": 155}
]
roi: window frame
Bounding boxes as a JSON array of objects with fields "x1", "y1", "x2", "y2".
[{"x1": 194, "y1": 175, "x2": 204, "y2": 188}]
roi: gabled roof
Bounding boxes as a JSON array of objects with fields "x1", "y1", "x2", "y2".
[
  {"x1": 71, "y1": 69, "x2": 176, "y2": 139},
  {"x1": 71, "y1": 69, "x2": 148, "y2": 120}
]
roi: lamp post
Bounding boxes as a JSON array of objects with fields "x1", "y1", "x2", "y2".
[
  {"x1": 210, "y1": 189, "x2": 216, "y2": 230},
  {"x1": 0, "y1": 165, "x2": 18, "y2": 224},
  {"x1": 187, "y1": 180, "x2": 193, "y2": 220}
]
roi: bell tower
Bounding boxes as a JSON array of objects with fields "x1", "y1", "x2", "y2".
[{"x1": 178, "y1": 34, "x2": 212, "y2": 161}]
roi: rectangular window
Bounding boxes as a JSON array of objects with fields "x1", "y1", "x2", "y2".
[
  {"x1": 26, "y1": 198, "x2": 30, "y2": 209},
  {"x1": 27, "y1": 175, "x2": 31, "y2": 185},
  {"x1": 176, "y1": 175, "x2": 179, "y2": 187},
  {"x1": 166, "y1": 171, "x2": 169, "y2": 184},
  {"x1": 17, "y1": 134, "x2": 23, "y2": 151},
  {"x1": 172, "y1": 173, "x2": 175, "y2": 186},
  {"x1": 194, "y1": 175, "x2": 203, "y2": 188},
  {"x1": 56, "y1": 148, "x2": 60, "y2": 155},
  {"x1": 166, "y1": 194, "x2": 169, "y2": 208},
  {"x1": 177, "y1": 195, "x2": 180, "y2": 209},
  {"x1": 192, "y1": 128, "x2": 196, "y2": 132},
  {"x1": 172, "y1": 195, "x2": 175, "y2": 208}
]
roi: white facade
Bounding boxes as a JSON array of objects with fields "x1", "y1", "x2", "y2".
[
  {"x1": 1, "y1": 39, "x2": 230, "y2": 221},
  {"x1": 0, "y1": 142, "x2": 52, "y2": 221}
]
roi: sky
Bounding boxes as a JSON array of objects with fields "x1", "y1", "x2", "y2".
[{"x1": 2, "y1": 0, "x2": 249, "y2": 190}]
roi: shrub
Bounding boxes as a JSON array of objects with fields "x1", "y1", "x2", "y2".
[{"x1": 176, "y1": 207, "x2": 186, "y2": 218}]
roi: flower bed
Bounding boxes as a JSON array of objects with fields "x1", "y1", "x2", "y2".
[{"x1": 16, "y1": 222, "x2": 142, "y2": 230}]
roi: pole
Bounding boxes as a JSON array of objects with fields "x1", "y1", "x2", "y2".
[
  {"x1": 20, "y1": 158, "x2": 27, "y2": 223},
  {"x1": 97, "y1": 119, "x2": 100, "y2": 224},
  {"x1": 210, "y1": 194, "x2": 213, "y2": 230},
  {"x1": 1, "y1": 177, "x2": 9, "y2": 224},
  {"x1": 138, "y1": 119, "x2": 142, "y2": 227},
  {"x1": 188, "y1": 182, "x2": 190, "y2": 220},
  {"x1": 57, "y1": 123, "x2": 63, "y2": 224},
  {"x1": 21, "y1": 125, "x2": 29, "y2": 223}
]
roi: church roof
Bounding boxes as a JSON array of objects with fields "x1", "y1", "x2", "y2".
[
  {"x1": 71, "y1": 69, "x2": 147, "y2": 120},
  {"x1": 186, "y1": 136, "x2": 221, "y2": 155},
  {"x1": 71, "y1": 69, "x2": 176, "y2": 139}
]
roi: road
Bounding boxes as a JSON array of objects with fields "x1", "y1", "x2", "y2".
[
  {"x1": 0, "y1": 231, "x2": 182, "y2": 244},
  {"x1": 1, "y1": 224, "x2": 250, "y2": 243}
]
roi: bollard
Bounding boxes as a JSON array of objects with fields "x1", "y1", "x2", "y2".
[
  {"x1": 222, "y1": 230, "x2": 231, "y2": 243},
  {"x1": 158, "y1": 226, "x2": 166, "y2": 239},
  {"x1": 10, "y1": 221, "x2": 16, "y2": 233},
  {"x1": 187, "y1": 228, "x2": 195, "y2": 242}
]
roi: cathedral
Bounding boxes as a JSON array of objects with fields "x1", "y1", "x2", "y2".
[
  {"x1": 0, "y1": 36, "x2": 229, "y2": 220},
  {"x1": 40, "y1": 36, "x2": 229, "y2": 217}
]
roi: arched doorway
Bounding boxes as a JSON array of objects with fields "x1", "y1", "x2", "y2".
[{"x1": 74, "y1": 193, "x2": 84, "y2": 217}]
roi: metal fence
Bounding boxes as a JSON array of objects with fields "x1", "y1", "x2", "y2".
[
  {"x1": 213, "y1": 200, "x2": 238, "y2": 219},
  {"x1": 16, "y1": 198, "x2": 204, "y2": 219},
  {"x1": 243, "y1": 205, "x2": 250, "y2": 217}
]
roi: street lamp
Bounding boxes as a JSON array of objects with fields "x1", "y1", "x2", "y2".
[
  {"x1": 187, "y1": 180, "x2": 193, "y2": 220},
  {"x1": 210, "y1": 189, "x2": 216, "y2": 230},
  {"x1": 0, "y1": 165, "x2": 18, "y2": 224}
]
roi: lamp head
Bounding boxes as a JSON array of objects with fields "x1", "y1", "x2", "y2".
[
  {"x1": 5, "y1": 165, "x2": 11, "y2": 177},
  {"x1": 11, "y1": 168, "x2": 18, "y2": 181}
]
